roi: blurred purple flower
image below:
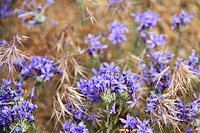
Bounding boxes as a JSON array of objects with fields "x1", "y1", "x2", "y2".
[
  {"x1": 0, "y1": 0, "x2": 14, "y2": 19},
  {"x1": 108, "y1": 20, "x2": 129, "y2": 44},
  {"x1": 85, "y1": 33, "x2": 108, "y2": 56},
  {"x1": 185, "y1": 127, "x2": 193, "y2": 133},
  {"x1": 171, "y1": 10, "x2": 194, "y2": 30},
  {"x1": 146, "y1": 32, "x2": 167, "y2": 49},
  {"x1": 131, "y1": 10, "x2": 162, "y2": 31},
  {"x1": 17, "y1": 0, "x2": 57, "y2": 28}
]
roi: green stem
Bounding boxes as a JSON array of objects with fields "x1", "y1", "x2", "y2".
[
  {"x1": 175, "y1": 29, "x2": 182, "y2": 58},
  {"x1": 106, "y1": 103, "x2": 110, "y2": 133}
]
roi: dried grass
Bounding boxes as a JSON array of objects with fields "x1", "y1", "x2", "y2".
[
  {"x1": 0, "y1": 35, "x2": 29, "y2": 78},
  {"x1": 163, "y1": 62, "x2": 199, "y2": 98}
]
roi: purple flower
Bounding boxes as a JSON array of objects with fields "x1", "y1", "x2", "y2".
[
  {"x1": 17, "y1": 0, "x2": 57, "y2": 28},
  {"x1": 140, "y1": 32, "x2": 146, "y2": 40},
  {"x1": 65, "y1": 102, "x2": 85, "y2": 122},
  {"x1": 92, "y1": 62, "x2": 115, "y2": 75},
  {"x1": 171, "y1": 10, "x2": 194, "y2": 30},
  {"x1": 61, "y1": 120, "x2": 72, "y2": 131},
  {"x1": 136, "y1": 119, "x2": 154, "y2": 133},
  {"x1": 20, "y1": 55, "x2": 59, "y2": 82},
  {"x1": 139, "y1": 51, "x2": 173, "y2": 93},
  {"x1": 146, "y1": 32, "x2": 167, "y2": 49},
  {"x1": 0, "y1": 40, "x2": 6, "y2": 45},
  {"x1": 119, "y1": 113, "x2": 138, "y2": 129},
  {"x1": 108, "y1": 0, "x2": 118, "y2": 3},
  {"x1": 131, "y1": 10, "x2": 162, "y2": 31},
  {"x1": 185, "y1": 127, "x2": 193, "y2": 133},
  {"x1": 77, "y1": 66, "x2": 141, "y2": 102},
  {"x1": 145, "y1": 92, "x2": 158, "y2": 114},
  {"x1": 0, "y1": 79, "x2": 36, "y2": 131},
  {"x1": 108, "y1": 20, "x2": 129, "y2": 44},
  {"x1": 61, "y1": 120, "x2": 89, "y2": 133},
  {"x1": 110, "y1": 100, "x2": 116, "y2": 114},
  {"x1": 0, "y1": 0, "x2": 14, "y2": 19},
  {"x1": 85, "y1": 33, "x2": 108, "y2": 55},
  {"x1": 175, "y1": 49, "x2": 199, "y2": 72},
  {"x1": 126, "y1": 96, "x2": 140, "y2": 108},
  {"x1": 2, "y1": 77, "x2": 12, "y2": 86}
]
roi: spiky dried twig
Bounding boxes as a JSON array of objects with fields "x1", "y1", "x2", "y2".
[
  {"x1": 52, "y1": 84, "x2": 99, "y2": 129},
  {"x1": 163, "y1": 62, "x2": 200, "y2": 98},
  {"x1": 0, "y1": 35, "x2": 29, "y2": 78}
]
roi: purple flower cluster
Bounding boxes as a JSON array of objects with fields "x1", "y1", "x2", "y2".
[
  {"x1": 185, "y1": 127, "x2": 194, "y2": 133},
  {"x1": 60, "y1": 120, "x2": 89, "y2": 133},
  {"x1": 77, "y1": 65, "x2": 142, "y2": 109},
  {"x1": 20, "y1": 55, "x2": 61, "y2": 81},
  {"x1": 119, "y1": 113, "x2": 154, "y2": 132},
  {"x1": 0, "y1": 78, "x2": 36, "y2": 132},
  {"x1": 176, "y1": 49, "x2": 199, "y2": 72},
  {"x1": 92, "y1": 62, "x2": 115, "y2": 75},
  {"x1": 171, "y1": 10, "x2": 194, "y2": 30},
  {"x1": 19, "y1": 55, "x2": 61, "y2": 97},
  {"x1": 108, "y1": 20, "x2": 129, "y2": 44},
  {"x1": 85, "y1": 34, "x2": 108, "y2": 56},
  {"x1": 131, "y1": 10, "x2": 162, "y2": 31},
  {"x1": 17, "y1": 0, "x2": 57, "y2": 28},
  {"x1": 0, "y1": 0, "x2": 14, "y2": 19},
  {"x1": 141, "y1": 32, "x2": 167, "y2": 49},
  {"x1": 145, "y1": 92, "x2": 159, "y2": 114},
  {"x1": 139, "y1": 51, "x2": 173, "y2": 93},
  {"x1": 65, "y1": 102, "x2": 85, "y2": 122},
  {"x1": 146, "y1": 32, "x2": 167, "y2": 49}
]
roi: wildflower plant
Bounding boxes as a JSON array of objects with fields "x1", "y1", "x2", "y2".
[
  {"x1": 19, "y1": 55, "x2": 62, "y2": 97},
  {"x1": 17, "y1": 0, "x2": 57, "y2": 28},
  {"x1": 108, "y1": 20, "x2": 129, "y2": 45},
  {"x1": 85, "y1": 33, "x2": 108, "y2": 56},
  {"x1": 0, "y1": 78, "x2": 36, "y2": 132},
  {"x1": 131, "y1": 10, "x2": 162, "y2": 31},
  {"x1": 171, "y1": 10, "x2": 195, "y2": 30},
  {"x1": 76, "y1": 65, "x2": 143, "y2": 132}
]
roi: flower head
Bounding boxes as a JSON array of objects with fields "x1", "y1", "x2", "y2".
[
  {"x1": 131, "y1": 10, "x2": 162, "y2": 31},
  {"x1": 0, "y1": 0, "x2": 14, "y2": 19},
  {"x1": 119, "y1": 113, "x2": 138, "y2": 129},
  {"x1": 108, "y1": 20, "x2": 129, "y2": 44},
  {"x1": 85, "y1": 33, "x2": 108, "y2": 56},
  {"x1": 136, "y1": 119, "x2": 154, "y2": 133},
  {"x1": 146, "y1": 32, "x2": 167, "y2": 49},
  {"x1": 17, "y1": 0, "x2": 57, "y2": 28},
  {"x1": 171, "y1": 10, "x2": 194, "y2": 30}
]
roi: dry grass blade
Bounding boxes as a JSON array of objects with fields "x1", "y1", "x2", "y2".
[
  {"x1": 163, "y1": 62, "x2": 200, "y2": 98},
  {"x1": 149, "y1": 95, "x2": 183, "y2": 132},
  {"x1": 155, "y1": 66, "x2": 170, "y2": 89},
  {"x1": 71, "y1": 57, "x2": 87, "y2": 82},
  {"x1": 0, "y1": 36, "x2": 29, "y2": 78},
  {"x1": 55, "y1": 25, "x2": 75, "y2": 55},
  {"x1": 53, "y1": 83, "x2": 101, "y2": 130},
  {"x1": 85, "y1": 7, "x2": 97, "y2": 25},
  {"x1": 55, "y1": 53, "x2": 87, "y2": 85},
  {"x1": 52, "y1": 84, "x2": 84, "y2": 127}
]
